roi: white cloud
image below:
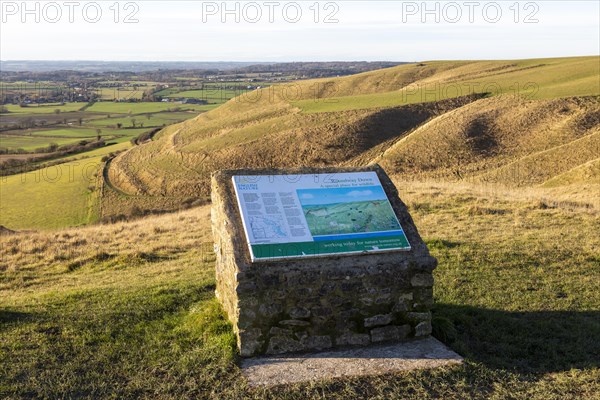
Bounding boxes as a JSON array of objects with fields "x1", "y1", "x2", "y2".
[{"x1": 347, "y1": 190, "x2": 373, "y2": 197}]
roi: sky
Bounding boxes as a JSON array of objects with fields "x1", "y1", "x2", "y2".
[
  {"x1": 0, "y1": 1, "x2": 598, "y2": 61},
  {"x1": 297, "y1": 186, "x2": 387, "y2": 206}
]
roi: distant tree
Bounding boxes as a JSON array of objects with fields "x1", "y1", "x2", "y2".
[
  {"x1": 116, "y1": 123, "x2": 123, "y2": 129},
  {"x1": 21, "y1": 117, "x2": 34, "y2": 129},
  {"x1": 131, "y1": 118, "x2": 136, "y2": 128},
  {"x1": 54, "y1": 109, "x2": 61, "y2": 114},
  {"x1": 78, "y1": 117, "x2": 83, "y2": 125},
  {"x1": 146, "y1": 113, "x2": 152, "y2": 120},
  {"x1": 96, "y1": 128, "x2": 102, "y2": 141}
]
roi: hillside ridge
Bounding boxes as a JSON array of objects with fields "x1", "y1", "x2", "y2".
[{"x1": 100, "y1": 56, "x2": 599, "y2": 218}]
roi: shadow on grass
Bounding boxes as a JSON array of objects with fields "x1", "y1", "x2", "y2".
[
  {"x1": 0, "y1": 310, "x2": 39, "y2": 333},
  {"x1": 0, "y1": 310, "x2": 33, "y2": 324},
  {"x1": 433, "y1": 303, "x2": 600, "y2": 373}
]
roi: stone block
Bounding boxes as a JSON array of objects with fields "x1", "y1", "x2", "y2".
[
  {"x1": 301, "y1": 335, "x2": 333, "y2": 351},
  {"x1": 336, "y1": 332, "x2": 371, "y2": 346},
  {"x1": 415, "y1": 321, "x2": 433, "y2": 337},
  {"x1": 370, "y1": 325, "x2": 411, "y2": 343},
  {"x1": 364, "y1": 313, "x2": 394, "y2": 328},
  {"x1": 211, "y1": 165, "x2": 437, "y2": 357},
  {"x1": 406, "y1": 312, "x2": 432, "y2": 323},
  {"x1": 411, "y1": 273, "x2": 434, "y2": 287},
  {"x1": 289, "y1": 307, "x2": 311, "y2": 319},
  {"x1": 279, "y1": 319, "x2": 311, "y2": 328},
  {"x1": 267, "y1": 336, "x2": 304, "y2": 355},
  {"x1": 239, "y1": 328, "x2": 264, "y2": 357}
]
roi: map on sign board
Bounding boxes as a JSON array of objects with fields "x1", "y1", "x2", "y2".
[{"x1": 232, "y1": 172, "x2": 411, "y2": 262}]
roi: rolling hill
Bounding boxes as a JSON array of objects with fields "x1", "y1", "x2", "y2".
[
  {"x1": 105, "y1": 56, "x2": 599, "y2": 218},
  {"x1": 2, "y1": 57, "x2": 600, "y2": 397}
]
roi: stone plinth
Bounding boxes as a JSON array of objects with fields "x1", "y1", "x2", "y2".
[{"x1": 211, "y1": 165, "x2": 436, "y2": 357}]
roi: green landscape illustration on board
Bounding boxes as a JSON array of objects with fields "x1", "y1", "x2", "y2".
[{"x1": 298, "y1": 186, "x2": 401, "y2": 236}]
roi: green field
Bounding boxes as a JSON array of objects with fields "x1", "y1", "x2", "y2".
[
  {"x1": 0, "y1": 98, "x2": 204, "y2": 230},
  {"x1": 97, "y1": 88, "x2": 144, "y2": 100},
  {"x1": 0, "y1": 126, "x2": 149, "y2": 153},
  {"x1": 0, "y1": 156, "x2": 102, "y2": 229},
  {"x1": 0, "y1": 135, "x2": 88, "y2": 151},
  {"x1": 86, "y1": 111, "x2": 201, "y2": 128},
  {"x1": 1, "y1": 102, "x2": 84, "y2": 114},
  {"x1": 303, "y1": 200, "x2": 401, "y2": 236},
  {"x1": 49, "y1": 141, "x2": 132, "y2": 164},
  {"x1": 23, "y1": 128, "x2": 100, "y2": 138},
  {"x1": 86, "y1": 102, "x2": 214, "y2": 114}
]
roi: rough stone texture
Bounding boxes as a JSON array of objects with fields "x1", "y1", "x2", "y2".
[
  {"x1": 211, "y1": 165, "x2": 437, "y2": 357},
  {"x1": 241, "y1": 336, "x2": 463, "y2": 387},
  {"x1": 415, "y1": 321, "x2": 433, "y2": 337},
  {"x1": 364, "y1": 314, "x2": 394, "y2": 328},
  {"x1": 371, "y1": 325, "x2": 411, "y2": 342},
  {"x1": 411, "y1": 273, "x2": 435, "y2": 287}
]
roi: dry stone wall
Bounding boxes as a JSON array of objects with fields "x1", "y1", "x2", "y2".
[{"x1": 211, "y1": 165, "x2": 436, "y2": 357}]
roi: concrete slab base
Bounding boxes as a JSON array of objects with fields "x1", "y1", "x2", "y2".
[{"x1": 241, "y1": 336, "x2": 463, "y2": 387}]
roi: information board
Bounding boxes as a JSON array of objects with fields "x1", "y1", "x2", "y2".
[{"x1": 232, "y1": 172, "x2": 411, "y2": 262}]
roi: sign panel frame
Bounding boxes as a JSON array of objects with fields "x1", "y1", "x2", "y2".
[{"x1": 232, "y1": 172, "x2": 411, "y2": 262}]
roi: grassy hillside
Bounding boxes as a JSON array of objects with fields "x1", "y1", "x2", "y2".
[
  {"x1": 292, "y1": 56, "x2": 599, "y2": 113},
  {"x1": 0, "y1": 156, "x2": 102, "y2": 229},
  {"x1": 1, "y1": 57, "x2": 597, "y2": 228},
  {"x1": 108, "y1": 94, "x2": 482, "y2": 199},
  {"x1": 0, "y1": 141, "x2": 133, "y2": 230},
  {"x1": 2, "y1": 57, "x2": 599, "y2": 397},
  {"x1": 105, "y1": 56, "x2": 599, "y2": 218},
  {"x1": 1, "y1": 183, "x2": 598, "y2": 398},
  {"x1": 377, "y1": 95, "x2": 600, "y2": 185}
]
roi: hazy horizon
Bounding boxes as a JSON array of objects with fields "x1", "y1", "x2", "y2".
[
  {"x1": 1, "y1": 1, "x2": 597, "y2": 62},
  {"x1": 2, "y1": 54, "x2": 599, "y2": 63}
]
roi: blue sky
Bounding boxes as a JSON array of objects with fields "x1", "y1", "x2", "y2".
[
  {"x1": 297, "y1": 186, "x2": 388, "y2": 206},
  {"x1": 1, "y1": 1, "x2": 598, "y2": 61}
]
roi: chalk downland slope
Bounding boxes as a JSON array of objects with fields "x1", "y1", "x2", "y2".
[
  {"x1": 378, "y1": 96, "x2": 600, "y2": 185},
  {"x1": 107, "y1": 56, "x2": 599, "y2": 213}
]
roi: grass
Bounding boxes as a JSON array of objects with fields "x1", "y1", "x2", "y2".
[
  {"x1": 0, "y1": 135, "x2": 88, "y2": 151},
  {"x1": 19, "y1": 128, "x2": 101, "y2": 138},
  {"x1": 0, "y1": 156, "x2": 102, "y2": 229},
  {"x1": 292, "y1": 56, "x2": 600, "y2": 113},
  {"x1": 109, "y1": 56, "x2": 599, "y2": 202},
  {"x1": 86, "y1": 111, "x2": 201, "y2": 128},
  {"x1": 86, "y1": 102, "x2": 216, "y2": 114},
  {"x1": 0, "y1": 126, "x2": 156, "y2": 230},
  {"x1": 165, "y1": 89, "x2": 249, "y2": 103},
  {"x1": 0, "y1": 183, "x2": 598, "y2": 398},
  {"x1": 97, "y1": 88, "x2": 144, "y2": 100},
  {"x1": 1, "y1": 103, "x2": 84, "y2": 114},
  {"x1": 0, "y1": 126, "x2": 148, "y2": 152},
  {"x1": 0, "y1": 102, "x2": 203, "y2": 230}
]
